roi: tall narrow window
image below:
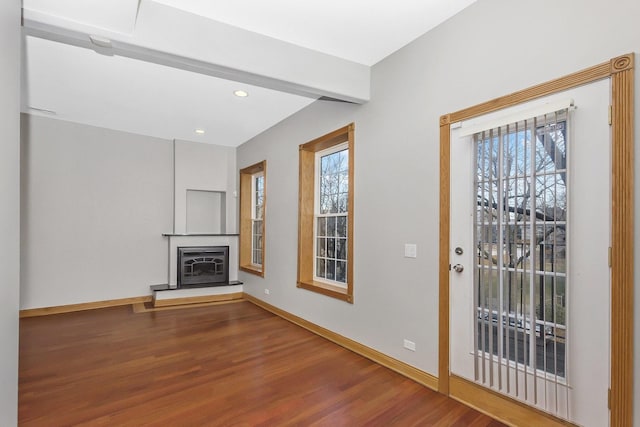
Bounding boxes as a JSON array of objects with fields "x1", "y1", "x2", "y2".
[
  {"x1": 298, "y1": 124, "x2": 354, "y2": 303},
  {"x1": 252, "y1": 172, "x2": 264, "y2": 266},
  {"x1": 240, "y1": 161, "x2": 266, "y2": 276},
  {"x1": 315, "y1": 144, "x2": 348, "y2": 284}
]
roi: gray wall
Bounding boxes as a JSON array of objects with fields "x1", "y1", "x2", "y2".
[
  {"x1": 20, "y1": 117, "x2": 240, "y2": 309},
  {"x1": 1, "y1": 1, "x2": 20, "y2": 424},
  {"x1": 186, "y1": 190, "x2": 226, "y2": 233},
  {"x1": 174, "y1": 139, "x2": 237, "y2": 234},
  {"x1": 20, "y1": 115, "x2": 174, "y2": 309},
  {"x1": 237, "y1": 0, "x2": 640, "y2": 422}
]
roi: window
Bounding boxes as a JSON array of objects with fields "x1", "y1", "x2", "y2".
[
  {"x1": 252, "y1": 172, "x2": 264, "y2": 266},
  {"x1": 315, "y1": 145, "x2": 348, "y2": 284},
  {"x1": 239, "y1": 161, "x2": 266, "y2": 276},
  {"x1": 474, "y1": 111, "x2": 568, "y2": 379},
  {"x1": 298, "y1": 124, "x2": 354, "y2": 302}
]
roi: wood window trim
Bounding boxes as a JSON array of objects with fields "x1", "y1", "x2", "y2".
[
  {"x1": 298, "y1": 123, "x2": 355, "y2": 303},
  {"x1": 239, "y1": 160, "x2": 266, "y2": 277},
  {"x1": 438, "y1": 53, "x2": 634, "y2": 426}
]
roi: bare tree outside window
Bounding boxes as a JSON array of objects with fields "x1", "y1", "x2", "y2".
[
  {"x1": 252, "y1": 174, "x2": 264, "y2": 266},
  {"x1": 475, "y1": 111, "x2": 568, "y2": 377},
  {"x1": 316, "y1": 147, "x2": 348, "y2": 284}
]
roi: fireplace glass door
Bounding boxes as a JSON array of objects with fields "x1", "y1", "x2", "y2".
[{"x1": 177, "y1": 246, "x2": 229, "y2": 287}]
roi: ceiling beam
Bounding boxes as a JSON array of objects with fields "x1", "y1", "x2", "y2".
[{"x1": 22, "y1": 1, "x2": 370, "y2": 104}]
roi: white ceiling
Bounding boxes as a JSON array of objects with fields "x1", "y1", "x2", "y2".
[
  {"x1": 151, "y1": 0, "x2": 477, "y2": 66},
  {"x1": 21, "y1": 0, "x2": 477, "y2": 147},
  {"x1": 22, "y1": 36, "x2": 316, "y2": 146}
]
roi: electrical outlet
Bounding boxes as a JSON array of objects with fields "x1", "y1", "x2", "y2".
[
  {"x1": 403, "y1": 339, "x2": 416, "y2": 351},
  {"x1": 264, "y1": 289, "x2": 270, "y2": 295}
]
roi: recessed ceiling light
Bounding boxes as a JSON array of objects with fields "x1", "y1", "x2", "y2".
[
  {"x1": 234, "y1": 90, "x2": 249, "y2": 97},
  {"x1": 195, "y1": 129, "x2": 205, "y2": 134}
]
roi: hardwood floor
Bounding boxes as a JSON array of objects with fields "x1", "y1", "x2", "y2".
[{"x1": 19, "y1": 300, "x2": 505, "y2": 426}]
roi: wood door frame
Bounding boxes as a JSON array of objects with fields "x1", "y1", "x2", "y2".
[{"x1": 438, "y1": 53, "x2": 635, "y2": 426}]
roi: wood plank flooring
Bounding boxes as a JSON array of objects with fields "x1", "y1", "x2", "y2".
[{"x1": 19, "y1": 300, "x2": 505, "y2": 426}]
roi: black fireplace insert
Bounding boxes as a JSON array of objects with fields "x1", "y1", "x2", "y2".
[{"x1": 177, "y1": 246, "x2": 229, "y2": 288}]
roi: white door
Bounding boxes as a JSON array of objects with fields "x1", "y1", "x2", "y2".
[{"x1": 449, "y1": 80, "x2": 611, "y2": 426}]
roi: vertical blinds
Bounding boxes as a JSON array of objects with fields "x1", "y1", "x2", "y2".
[{"x1": 473, "y1": 107, "x2": 571, "y2": 419}]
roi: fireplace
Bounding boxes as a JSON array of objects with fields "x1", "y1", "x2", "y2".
[{"x1": 177, "y1": 246, "x2": 229, "y2": 288}]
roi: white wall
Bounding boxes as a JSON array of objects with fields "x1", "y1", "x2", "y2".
[
  {"x1": 237, "y1": 0, "x2": 640, "y2": 421},
  {"x1": 174, "y1": 140, "x2": 237, "y2": 234},
  {"x1": 0, "y1": 0, "x2": 20, "y2": 424},
  {"x1": 20, "y1": 115, "x2": 174, "y2": 309}
]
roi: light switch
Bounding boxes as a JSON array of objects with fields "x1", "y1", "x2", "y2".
[{"x1": 404, "y1": 244, "x2": 417, "y2": 258}]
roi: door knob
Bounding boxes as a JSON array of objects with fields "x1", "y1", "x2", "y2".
[{"x1": 452, "y1": 264, "x2": 464, "y2": 273}]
